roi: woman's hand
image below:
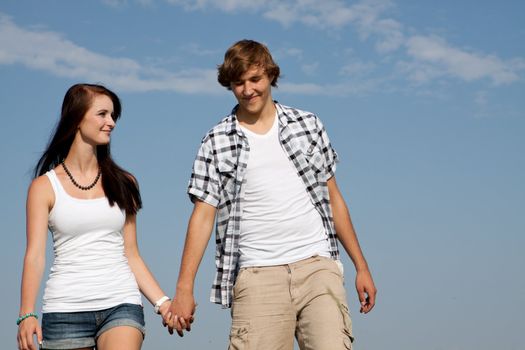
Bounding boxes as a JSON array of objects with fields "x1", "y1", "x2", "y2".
[
  {"x1": 159, "y1": 299, "x2": 173, "y2": 331},
  {"x1": 17, "y1": 317, "x2": 42, "y2": 350}
]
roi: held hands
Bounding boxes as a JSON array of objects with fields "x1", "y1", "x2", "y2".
[
  {"x1": 166, "y1": 291, "x2": 196, "y2": 337},
  {"x1": 158, "y1": 300, "x2": 172, "y2": 329},
  {"x1": 355, "y1": 269, "x2": 377, "y2": 314},
  {"x1": 17, "y1": 317, "x2": 41, "y2": 350}
]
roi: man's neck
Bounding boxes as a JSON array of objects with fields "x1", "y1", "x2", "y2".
[{"x1": 237, "y1": 100, "x2": 276, "y2": 135}]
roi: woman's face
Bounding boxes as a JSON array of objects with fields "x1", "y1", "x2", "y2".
[{"x1": 77, "y1": 94, "x2": 116, "y2": 146}]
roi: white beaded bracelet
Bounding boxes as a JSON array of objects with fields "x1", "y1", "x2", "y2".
[{"x1": 154, "y1": 296, "x2": 171, "y2": 314}]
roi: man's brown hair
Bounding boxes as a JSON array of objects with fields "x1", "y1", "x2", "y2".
[{"x1": 218, "y1": 39, "x2": 280, "y2": 90}]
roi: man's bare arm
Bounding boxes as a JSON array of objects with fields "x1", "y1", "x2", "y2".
[
  {"x1": 327, "y1": 176, "x2": 377, "y2": 313},
  {"x1": 167, "y1": 200, "x2": 217, "y2": 336}
]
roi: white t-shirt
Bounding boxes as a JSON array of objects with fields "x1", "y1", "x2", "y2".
[
  {"x1": 42, "y1": 170, "x2": 142, "y2": 312},
  {"x1": 238, "y1": 114, "x2": 330, "y2": 268}
]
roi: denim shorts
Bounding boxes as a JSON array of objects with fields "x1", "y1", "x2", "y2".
[{"x1": 41, "y1": 303, "x2": 145, "y2": 349}]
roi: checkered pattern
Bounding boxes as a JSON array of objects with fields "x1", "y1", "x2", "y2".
[{"x1": 188, "y1": 102, "x2": 341, "y2": 308}]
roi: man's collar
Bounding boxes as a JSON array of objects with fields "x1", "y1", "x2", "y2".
[
  {"x1": 225, "y1": 104, "x2": 241, "y2": 136},
  {"x1": 275, "y1": 101, "x2": 296, "y2": 127},
  {"x1": 225, "y1": 101, "x2": 296, "y2": 135}
]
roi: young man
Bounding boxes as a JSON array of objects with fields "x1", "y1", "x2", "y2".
[{"x1": 168, "y1": 39, "x2": 376, "y2": 349}]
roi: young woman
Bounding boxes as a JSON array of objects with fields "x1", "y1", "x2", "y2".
[{"x1": 17, "y1": 84, "x2": 171, "y2": 350}]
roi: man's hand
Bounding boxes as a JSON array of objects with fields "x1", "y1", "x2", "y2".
[
  {"x1": 355, "y1": 269, "x2": 377, "y2": 314},
  {"x1": 167, "y1": 291, "x2": 196, "y2": 337},
  {"x1": 164, "y1": 200, "x2": 215, "y2": 336}
]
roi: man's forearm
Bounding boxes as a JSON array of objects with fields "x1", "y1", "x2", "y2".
[
  {"x1": 176, "y1": 200, "x2": 216, "y2": 293},
  {"x1": 327, "y1": 177, "x2": 370, "y2": 271}
]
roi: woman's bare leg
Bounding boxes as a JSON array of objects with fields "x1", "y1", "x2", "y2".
[{"x1": 96, "y1": 326, "x2": 143, "y2": 350}]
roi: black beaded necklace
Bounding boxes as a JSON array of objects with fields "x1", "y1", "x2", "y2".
[{"x1": 61, "y1": 160, "x2": 101, "y2": 191}]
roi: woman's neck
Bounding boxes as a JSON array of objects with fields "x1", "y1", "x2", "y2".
[{"x1": 65, "y1": 141, "x2": 99, "y2": 173}]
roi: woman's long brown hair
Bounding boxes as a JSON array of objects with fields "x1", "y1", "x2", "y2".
[{"x1": 34, "y1": 83, "x2": 142, "y2": 215}]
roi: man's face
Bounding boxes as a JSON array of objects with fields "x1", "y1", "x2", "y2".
[{"x1": 230, "y1": 65, "x2": 273, "y2": 119}]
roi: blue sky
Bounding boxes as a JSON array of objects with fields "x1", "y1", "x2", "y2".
[{"x1": 1, "y1": 1, "x2": 524, "y2": 349}]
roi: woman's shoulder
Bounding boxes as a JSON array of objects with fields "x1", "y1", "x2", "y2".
[
  {"x1": 27, "y1": 172, "x2": 55, "y2": 206},
  {"x1": 31, "y1": 167, "x2": 62, "y2": 188},
  {"x1": 30, "y1": 172, "x2": 53, "y2": 190}
]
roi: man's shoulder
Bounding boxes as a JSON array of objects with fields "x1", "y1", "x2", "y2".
[
  {"x1": 200, "y1": 113, "x2": 236, "y2": 142},
  {"x1": 278, "y1": 103, "x2": 322, "y2": 128},
  {"x1": 279, "y1": 103, "x2": 314, "y2": 117}
]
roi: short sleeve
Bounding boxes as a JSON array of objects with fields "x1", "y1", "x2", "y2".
[
  {"x1": 187, "y1": 138, "x2": 220, "y2": 207},
  {"x1": 317, "y1": 118, "x2": 339, "y2": 179}
]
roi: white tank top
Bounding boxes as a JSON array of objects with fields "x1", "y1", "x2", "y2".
[
  {"x1": 42, "y1": 170, "x2": 142, "y2": 313},
  {"x1": 238, "y1": 115, "x2": 330, "y2": 268}
]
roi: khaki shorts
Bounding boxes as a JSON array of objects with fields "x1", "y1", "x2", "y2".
[{"x1": 229, "y1": 256, "x2": 353, "y2": 350}]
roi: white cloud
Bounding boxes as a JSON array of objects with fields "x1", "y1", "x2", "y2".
[
  {"x1": 4, "y1": 0, "x2": 524, "y2": 98},
  {"x1": 153, "y1": 0, "x2": 524, "y2": 89},
  {"x1": 279, "y1": 78, "x2": 380, "y2": 96},
  {"x1": 180, "y1": 43, "x2": 221, "y2": 57},
  {"x1": 101, "y1": 0, "x2": 128, "y2": 7},
  {"x1": 136, "y1": 0, "x2": 155, "y2": 6},
  {"x1": 262, "y1": 1, "x2": 357, "y2": 29},
  {"x1": 0, "y1": 15, "x2": 220, "y2": 94},
  {"x1": 0, "y1": 14, "x2": 379, "y2": 97},
  {"x1": 396, "y1": 60, "x2": 444, "y2": 84},
  {"x1": 301, "y1": 62, "x2": 319, "y2": 76},
  {"x1": 340, "y1": 61, "x2": 376, "y2": 76},
  {"x1": 261, "y1": 0, "x2": 404, "y2": 53},
  {"x1": 345, "y1": 0, "x2": 404, "y2": 53},
  {"x1": 370, "y1": 18, "x2": 404, "y2": 53},
  {"x1": 279, "y1": 82, "x2": 327, "y2": 95},
  {"x1": 165, "y1": 0, "x2": 403, "y2": 53},
  {"x1": 165, "y1": 0, "x2": 267, "y2": 12},
  {"x1": 404, "y1": 35, "x2": 524, "y2": 85},
  {"x1": 474, "y1": 91, "x2": 488, "y2": 106},
  {"x1": 163, "y1": 0, "x2": 525, "y2": 88},
  {"x1": 275, "y1": 47, "x2": 303, "y2": 59}
]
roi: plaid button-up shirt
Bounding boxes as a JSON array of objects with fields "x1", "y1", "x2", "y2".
[{"x1": 188, "y1": 102, "x2": 341, "y2": 308}]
